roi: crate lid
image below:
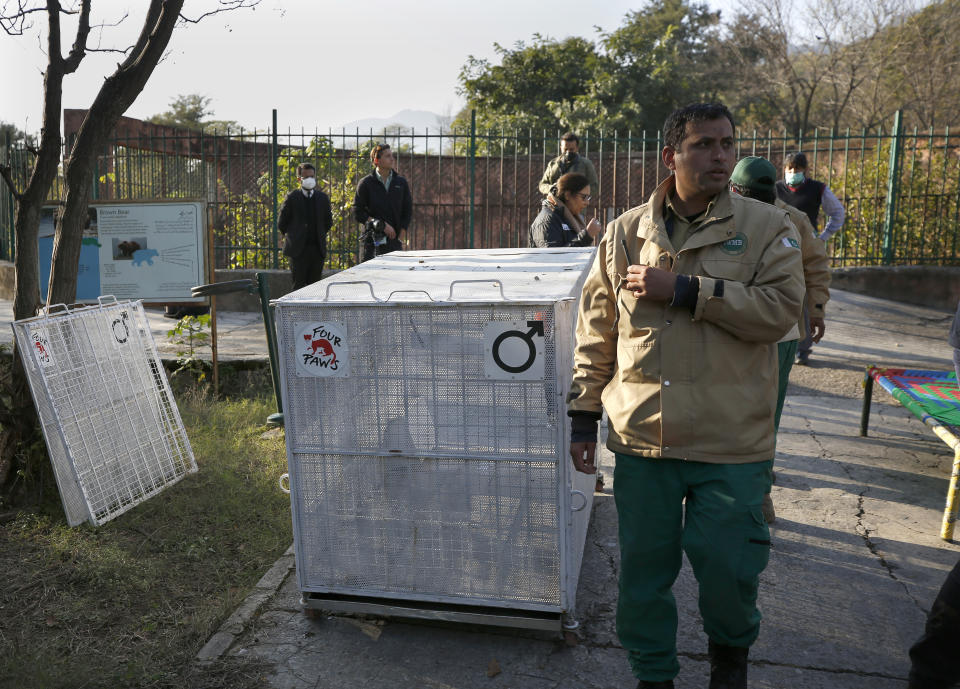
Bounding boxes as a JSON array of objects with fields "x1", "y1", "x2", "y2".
[{"x1": 275, "y1": 248, "x2": 595, "y2": 305}]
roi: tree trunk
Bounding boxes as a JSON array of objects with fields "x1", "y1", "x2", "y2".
[
  {"x1": 0, "y1": 0, "x2": 77, "y2": 489},
  {"x1": 49, "y1": 0, "x2": 185, "y2": 305}
]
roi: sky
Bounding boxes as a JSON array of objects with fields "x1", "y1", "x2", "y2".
[{"x1": 1, "y1": 0, "x2": 740, "y2": 135}]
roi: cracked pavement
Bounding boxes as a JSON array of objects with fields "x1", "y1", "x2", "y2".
[{"x1": 203, "y1": 289, "x2": 960, "y2": 688}]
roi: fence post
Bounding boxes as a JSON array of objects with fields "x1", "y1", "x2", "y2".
[
  {"x1": 882, "y1": 109, "x2": 904, "y2": 265},
  {"x1": 468, "y1": 109, "x2": 477, "y2": 249},
  {"x1": 3, "y1": 131, "x2": 12, "y2": 261},
  {"x1": 271, "y1": 108, "x2": 279, "y2": 270}
]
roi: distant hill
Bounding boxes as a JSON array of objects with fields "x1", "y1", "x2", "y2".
[
  {"x1": 338, "y1": 109, "x2": 452, "y2": 134},
  {"x1": 334, "y1": 110, "x2": 453, "y2": 153}
]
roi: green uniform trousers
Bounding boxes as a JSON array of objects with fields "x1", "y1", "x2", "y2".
[
  {"x1": 775, "y1": 339, "x2": 799, "y2": 431},
  {"x1": 614, "y1": 453, "x2": 774, "y2": 682}
]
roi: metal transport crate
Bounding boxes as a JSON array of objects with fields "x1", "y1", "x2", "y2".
[
  {"x1": 11, "y1": 298, "x2": 196, "y2": 526},
  {"x1": 274, "y1": 248, "x2": 595, "y2": 630}
]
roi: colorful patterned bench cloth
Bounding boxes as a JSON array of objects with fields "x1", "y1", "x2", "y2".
[{"x1": 867, "y1": 367, "x2": 960, "y2": 428}]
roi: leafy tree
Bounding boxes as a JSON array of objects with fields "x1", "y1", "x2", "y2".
[
  {"x1": 147, "y1": 93, "x2": 240, "y2": 132},
  {"x1": 0, "y1": 122, "x2": 34, "y2": 146},
  {"x1": 454, "y1": 34, "x2": 599, "y2": 144}
]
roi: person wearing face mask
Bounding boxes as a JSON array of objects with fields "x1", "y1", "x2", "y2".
[
  {"x1": 538, "y1": 132, "x2": 599, "y2": 199},
  {"x1": 529, "y1": 172, "x2": 603, "y2": 247},
  {"x1": 278, "y1": 162, "x2": 333, "y2": 290},
  {"x1": 775, "y1": 152, "x2": 844, "y2": 366},
  {"x1": 353, "y1": 143, "x2": 413, "y2": 262}
]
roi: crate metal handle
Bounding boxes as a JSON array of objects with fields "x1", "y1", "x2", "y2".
[
  {"x1": 279, "y1": 473, "x2": 290, "y2": 494},
  {"x1": 41, "y1": 303, "x2": 71, "y2": 317},
  {"x1": 570, "y1": 489, "x2": 588, "y2": 512},
  {"x1": 97, "y1": 295, "x2": 119, "y2": 307},
  {"x1": 385, "y1": 289, "x2": 434, "y2": 301},
  {"x1": 323, "y1": 280, "x2": 380, "y2": 302},
  {"x1": 446, "y1": 279, "x2": 506, "y2": 301}
]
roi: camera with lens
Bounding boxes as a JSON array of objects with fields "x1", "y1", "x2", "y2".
[{"x1": 366, "y1": 218, "x2": 388, "y2": 246}]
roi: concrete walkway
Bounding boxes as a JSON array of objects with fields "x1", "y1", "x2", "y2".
[
  {"x1": 5, "y1": 290, "x2": 959, "y2": 687},
  {"x1": 0, "y1": 300, "x2": 269, "y2": 362},
  {"x1": 188, "y1": 288, "x2": 958, "y2": 689}
]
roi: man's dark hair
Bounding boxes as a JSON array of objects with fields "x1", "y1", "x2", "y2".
[
  {"x1": 370, "y1": 143, "x2": 391, "y2": 165},
  {"x1": 556, "y1": 172, "x2": 590, "y2": 203},
  {"x1": 561, "y1": 132, "x2": 579, "y2": 145},
  {"x1": 297, "y1": 162, "x2": 316, "y2": 176},
  {"x1": 784, "y1": 152, "x2": 808, "y2": 170},
  {"x1": 730, "y1": 184, "x2": 776, "y2": 204},
  {"x1": 663, "y1": 103, "x2": 736, "y2": 150}
]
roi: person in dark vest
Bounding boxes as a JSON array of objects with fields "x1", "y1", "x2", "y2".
[
  {"x1": 775, "y1": 151, "x2": 845, "y2": 365},
  {"x1": 353, "y1": 143, "x2": 413, "y2": 262},
  {"x1": 278, "y1": 162, "x2": 333, "y2": 290}
]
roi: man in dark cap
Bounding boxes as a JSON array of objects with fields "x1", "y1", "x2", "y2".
[{"x1": 731, "y1": 155, "x2": 831, "y2": 523}]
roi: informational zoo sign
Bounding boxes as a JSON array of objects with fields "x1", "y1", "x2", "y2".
[{"x1": 39, "y1": 201, "x2": 206, "y2": 303}]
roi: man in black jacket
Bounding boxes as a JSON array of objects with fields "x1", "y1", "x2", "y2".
[
  {"x1": 278, "y1": 163, "x2": 333, "y2": 289},
  {"x1": 353, "y1": 144, "x2": 413, "y2": 262}
]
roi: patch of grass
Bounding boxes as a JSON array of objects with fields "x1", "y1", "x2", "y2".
[{"x1": 0, "y1": 386, "x2": 291, "y2": 689}]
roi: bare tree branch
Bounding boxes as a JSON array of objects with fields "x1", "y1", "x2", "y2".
[
  {"x1": 0, "y1": 0, "x2": 74, "y2": 36},
  {"x1": 61, "y1": 0, "x2": 90, "y2": 73},
  {"x1": 178, "y1": 0, "x2": 260, "y2": 25},
  {"x1": 0, "y1": 164, "x2": 22, "y2": 201}
]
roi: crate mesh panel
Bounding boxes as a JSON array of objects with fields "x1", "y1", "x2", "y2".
[
  {"x1": 278, "y1": 304, "x2": 560, "y2": 459},
  {"x1": 13, "y1": 302, "x2": 196, "y2": 526},
  {"x1": 294, "y1": 453, "x2": 561, "y2": 605}
]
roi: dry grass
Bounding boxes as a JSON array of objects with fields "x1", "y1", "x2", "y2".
[{"x1": 0, "y1": 383, "x2": 291, "y2": 689}]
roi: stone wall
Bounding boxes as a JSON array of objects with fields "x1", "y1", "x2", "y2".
[{"x1": 829, "y1": 266, "x2": 960, "y2": 312}]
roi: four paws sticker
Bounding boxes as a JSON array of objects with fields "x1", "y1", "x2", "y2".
[{"x1": 295, "y1": 323, "x2": 350, "y2": 378}]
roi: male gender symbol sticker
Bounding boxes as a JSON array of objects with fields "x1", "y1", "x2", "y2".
[
  {"x1": 294, "y1": 322, "x2": 350, "y2": 378},
  {"x1": 483, "y1": 320, "x2": 546, "y2": 380}
]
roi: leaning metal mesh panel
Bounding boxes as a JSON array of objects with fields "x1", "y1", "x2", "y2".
[
  {"x1": 279, "y1": 303, "x2": 560, "y2": 459},
  {"x1": 292, "y1": 453, "x2": 562, "y2": 607},
  {"x1": 12, "y1": 302, "x2": 196, "y2": 526},
  {"x1": 13, "y1": 322, "x2": 88, "y2": 525}
]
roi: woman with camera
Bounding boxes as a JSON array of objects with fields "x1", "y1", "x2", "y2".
[{"x1": 528, "y1": 172, "x2": 603, "y2": 248}]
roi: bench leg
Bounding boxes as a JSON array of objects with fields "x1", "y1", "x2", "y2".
[
  {"x1": 859, "y1": 372, "x2": 874, "y2": 437},
  {"x1": 941, "y1": 447, "x2": 960, "y2": 541}
]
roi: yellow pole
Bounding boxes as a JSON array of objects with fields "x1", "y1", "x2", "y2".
[{"x1": 941, "y1": 446, "x2": 960, "y2": 541}]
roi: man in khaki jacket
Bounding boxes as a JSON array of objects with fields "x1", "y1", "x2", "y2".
[{"x1": 567, "y1": 104, "x2": 804, "y2": 689}]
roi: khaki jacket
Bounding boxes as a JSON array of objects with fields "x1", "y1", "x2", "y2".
[
  {"x1": 567, "y1": 179, "x2": 805, "y2": 463},
  {"x1": 538, "y1": 155, "x2": 599, "y2": 195},
  {"x1": 776, "y1": 198, "x2": 830, "y2": 325}
]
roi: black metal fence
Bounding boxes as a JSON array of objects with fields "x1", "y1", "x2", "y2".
[{"x1": 2, "y1": 111, "x2": 958, "y2": 270}]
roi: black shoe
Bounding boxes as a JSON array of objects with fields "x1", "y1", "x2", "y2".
[
  {"x1": 708, "y1": 640, "x2": 748, "y2": 689},
  {"x1": 637, "y1": 681, "x2": 674, "y2": 689}
]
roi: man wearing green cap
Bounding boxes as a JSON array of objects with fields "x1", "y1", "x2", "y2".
[
  {"x1": 730, "y1": 155, "x2": 831, "y2": 523},
  {"x1": 567, "y1": 104, "x2": 804, "y2": 689}
]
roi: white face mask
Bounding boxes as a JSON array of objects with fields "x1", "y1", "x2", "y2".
[{"x1": 301, "y1": 177, "x2": 317, "y2": 191}]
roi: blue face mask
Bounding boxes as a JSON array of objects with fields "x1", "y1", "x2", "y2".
[{"x1": 786, "y1": 171, "x2": 805, "y2": 186}]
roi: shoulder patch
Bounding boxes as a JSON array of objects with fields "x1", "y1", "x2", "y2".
[{"x1": 782, "y1": 236, "x2": 800, "y2": 249}]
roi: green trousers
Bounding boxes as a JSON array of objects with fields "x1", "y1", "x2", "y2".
[
  {"x1": 614, "y1": 453, "x2": 774, "y2": 682},
  {"x1": 775, "y1": 339, "x2": 799, "y2": 431}
]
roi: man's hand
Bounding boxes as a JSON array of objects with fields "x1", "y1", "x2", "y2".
[
  {"x1": 384, "y1": 222, "x2": 397, "y2": 240},
  {"x1": 625, "y1": 264, "x2": 677, "y2": 301},
  {"x1": 809, "y1": 316, "x2": 826, "y2": 343},
  {"x1": 585, "y1": 217, "x2": 603, "y2": 239},
  {"x1": 570, "y1": 441, "x2": 597, "y2": 474}
]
